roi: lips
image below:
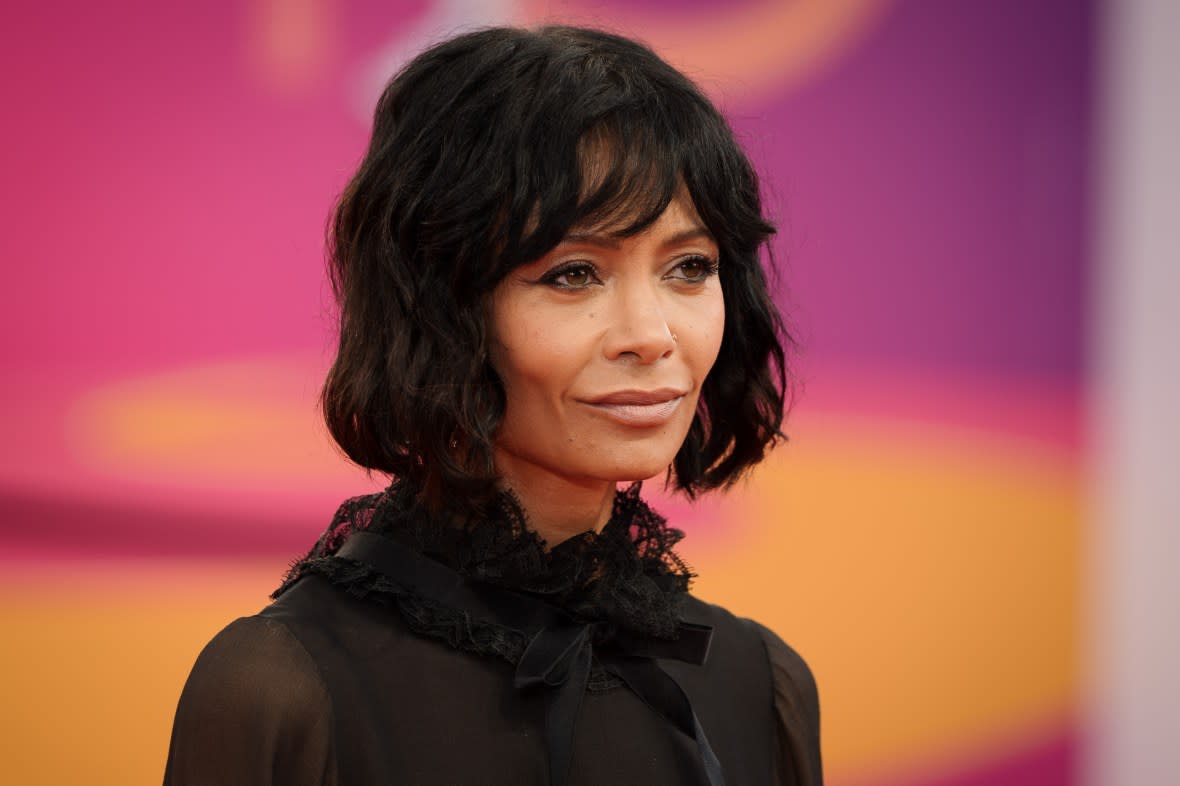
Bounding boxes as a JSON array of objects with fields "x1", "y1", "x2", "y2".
[{"x1": 580, "y1": 388, "x2": 688, "y2": 427}]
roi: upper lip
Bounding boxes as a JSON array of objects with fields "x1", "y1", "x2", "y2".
[{"x1": 582, "y1": 388, "x2": 688, "y2": 406}]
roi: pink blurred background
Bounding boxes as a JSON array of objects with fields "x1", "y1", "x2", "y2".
[{"x1": 2, "y1": 1, "x2": 1176, "y2": 784}]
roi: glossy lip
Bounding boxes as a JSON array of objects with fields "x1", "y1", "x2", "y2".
[{"x1": 579, "y1": 388, "x2": 688, "y2": 427}]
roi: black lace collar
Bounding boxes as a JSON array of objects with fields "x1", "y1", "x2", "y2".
[{"x1": 275, "y1": 482, "x2": 696, "y2": 679}]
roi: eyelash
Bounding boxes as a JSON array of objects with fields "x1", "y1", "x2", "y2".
[{"x1": 539, "y1": 255, "x2": 720, "y2": 290}]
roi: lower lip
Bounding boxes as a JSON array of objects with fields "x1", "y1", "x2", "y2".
[{"x1": 583, "y1": 396, "x2": 685, "y2": 427}]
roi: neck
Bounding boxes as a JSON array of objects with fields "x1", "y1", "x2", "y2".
[{"x1": 491, "y1": 453, "x2": 617, "y2": 547}]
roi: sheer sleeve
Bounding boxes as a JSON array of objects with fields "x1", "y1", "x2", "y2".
[
  {"x1": 163, "y1": 616, "x2": 336, "y2": 786},
  {"x1": 752, "y1": 622, "x2": 823, "y2": 786}
]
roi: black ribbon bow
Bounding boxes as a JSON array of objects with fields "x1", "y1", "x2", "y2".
[{"x1": 337, "y1": 531, "x2": 725, "y2": 786}]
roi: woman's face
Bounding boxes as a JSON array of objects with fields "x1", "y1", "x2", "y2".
[{"x1": 489, "y1": 193, "x2": 725, "y2": 490}]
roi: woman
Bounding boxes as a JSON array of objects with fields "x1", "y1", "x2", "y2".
[{"x1": 164, "y1": 25, "x2": 821, "y2": 786}]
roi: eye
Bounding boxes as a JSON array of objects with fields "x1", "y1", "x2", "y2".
[
  {"x1": 540, "y1": 262, "x2": 601, "y2": 289},
  {"x1": 666, "y1": 255, "x2": 720, "y2": 283}
]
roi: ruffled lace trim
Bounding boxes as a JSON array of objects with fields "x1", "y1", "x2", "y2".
[{"x1": 275, "y1": 482, "x2": 695, "y2": 690}]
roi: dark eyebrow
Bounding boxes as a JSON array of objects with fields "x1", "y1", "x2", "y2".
[{"x1": 560, "y1": 226, "x2": 716, "y2": 249}]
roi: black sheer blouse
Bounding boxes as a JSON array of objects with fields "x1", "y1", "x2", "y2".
[{"x1": 164, "y1": 485, "x2": 822, "y2": 785}]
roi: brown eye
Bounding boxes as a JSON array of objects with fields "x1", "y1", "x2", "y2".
[
  {"x1": 542, "y1": 262, "x2": 600, "y2": 289},
  {"x1": 560, "y1": 267, "x2": 591, "y2": 287},
  {"x1": 679, "y1": 259, "x2": 705, "y2": 279},
  {"x1": 667, "y1": 255, "x2": 719, "y2": 283}
]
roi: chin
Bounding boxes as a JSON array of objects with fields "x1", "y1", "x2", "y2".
[
  {"x1": 595, "y1": 434, "x2": 692, "y2": 484},
  {"x1": 600, "y1": 454, "x2": 681, "y2": 485},
  {"x1": 609, "y1": 470, "x2": 668, "y2": 485}
]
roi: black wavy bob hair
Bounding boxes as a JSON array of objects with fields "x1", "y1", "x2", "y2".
[{"x1": 323, "y1": 25, "x2": 791, "y2": 511}]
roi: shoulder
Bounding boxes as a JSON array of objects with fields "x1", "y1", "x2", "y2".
[
  {"x1": 682, "y1": 596, "x2": 818, "y2": 708},
  {"x1": 683, "y1": 596, "x2": 823, "y2": 785},
  {"x1": 182, "y1": 615, "x2": 329, "y2": 715},
  {"x1": 164, "y1": 615, "x2": 336, "y2": 785},
  {"x1": 682, "y1": 597, "x2": 815, "y2": 693},
  {"x1": 744, "y1": 619, "x2": 820, "y2": 723}
]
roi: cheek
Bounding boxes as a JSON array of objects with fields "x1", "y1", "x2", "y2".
[
  {"x1": 496, "y1": 327, "x2": 576, "y2": 392},
  {"x1": 489, "y1": 290, "x2": 541, "y2": 388},
  {"x1": 490, "y1": 300, "x2": 587, "y2": 402},
  {"x1": 690, "y1": 289, "x2": 727, "y2": 376}
]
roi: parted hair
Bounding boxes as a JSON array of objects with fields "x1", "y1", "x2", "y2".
[{"x1": 323, "y1": 25, "x2": 790, "y2": 510}]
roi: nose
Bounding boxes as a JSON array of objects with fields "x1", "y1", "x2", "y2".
[{"x1": 601, "y1": 281, "x2": 676, "y2": 363}]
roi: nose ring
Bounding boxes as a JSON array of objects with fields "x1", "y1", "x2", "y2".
[{"x1": 671, "y1": 333, "x2": 679, "y2": 343}]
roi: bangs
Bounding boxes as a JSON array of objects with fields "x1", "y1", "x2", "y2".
[
  {"x1": 451, "y1": 25, "x2": 766, "y2": 292},
  {"x1": 569, "y1": 120, "x2": 683, "y2": 237},
  {"x1": 502, "y1": 102, "x2": 702, "y2": 269}
]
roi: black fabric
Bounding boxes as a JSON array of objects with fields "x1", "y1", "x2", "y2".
[
  {"x1": 276, "y1": 483, "x2": 694, "y2": 687},
  {"x1": 164, "y1": 485, "x2": 822, "y2": 785},
  {"x1": 335, "y1": 529, "x2": 722, "y2": 786}
]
